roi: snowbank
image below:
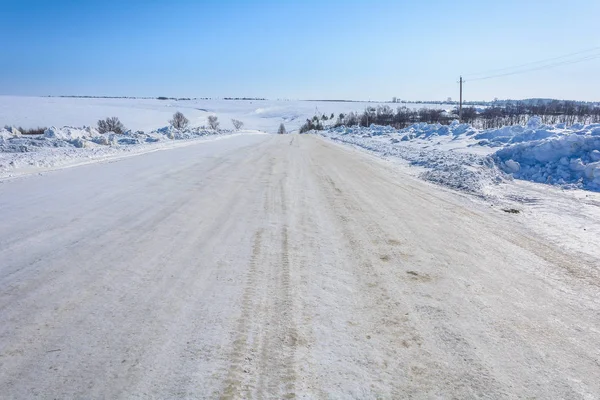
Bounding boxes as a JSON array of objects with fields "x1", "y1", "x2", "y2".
[
  {"x1": 321, "y1": 124, "x2": 503, "y2": 194},
  {"x1": 495, "y1": 133, "x2": 600, "y2": 190},
  {"x1": 0, "y1": 125, "x2": 221, "y2": 152},
  {"x1": 0, "y1": 125, "x2": 228, "y2": 177},
  {"x1": 319, "y1": 118, "x2": 600, "y2": 193}
]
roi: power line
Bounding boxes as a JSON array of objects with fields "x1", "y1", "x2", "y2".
[
  {"x1": 464, "y1": 46, "x2": 600, "y2": 78},
  {"x1": 457, "y1": 46, "x2": 600, "y2": 116},
  {"x1": 467, "y1": 52, "x2": 600, "y2": 82}
]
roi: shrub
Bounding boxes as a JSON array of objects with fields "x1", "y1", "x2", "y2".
[
  {"x1": 170, "y1": 111, "x2": 189, "y2": 130},
  {"x1": 299, "y1": 118, "x2": 324, "y2": 133},
  {"x1": 207, "y1": 115, "x2": 220, "y2": 130},
  {"x1": 97, "y1": 117, "x2": 125, "y2": 134},
  {"x1": 278, "y1": 123, "x2": 287, "y2": 134},
  {"x1": 18, "y1": 127, "x2": 47, "y2": 135},
  {"x1": 231, "y1": 119, "x2": 244, "y2": 130},
  {"x1": 299, "y1": 120, "x2": 311, "y2": 133}
]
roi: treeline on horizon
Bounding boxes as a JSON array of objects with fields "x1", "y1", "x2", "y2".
[
  {"x1": 300, "y1": 100, "x2": 600, "y2": 132},
  {"x1": 50, "y1": 95, "x2": 267, "y2": 101}
]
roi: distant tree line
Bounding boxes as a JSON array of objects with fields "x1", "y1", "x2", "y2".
[
  {"x1": 222, "y1": 97, "x2": 266, "y2": 101},
  {"x1": 51, "y1": 95, "x2": 262, "y2": 101},
  {"x1": 299, "y1": 101, "x2": 600, "y2": 132},
  {"x1": 299, "y1": 106, "x2": 453, "y2": 132},
  {"x1": 471, "y1": 100, "x2": 600, "y2": 129},
  {"x1": 157, "y1": 96, "x2": 196, "y2": 101}
]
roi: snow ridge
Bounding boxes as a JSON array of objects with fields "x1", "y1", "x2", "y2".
[
  {"x1": 0, "y1": 125, "x2": 233, "y2": 177},
  {"x1": 319, "y1": 117, "x2": 600, "y2": 193}
]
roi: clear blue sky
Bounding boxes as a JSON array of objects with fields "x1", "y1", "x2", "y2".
[{"x1": 2, "y1": 0, "x2": 599, "y2": 101}]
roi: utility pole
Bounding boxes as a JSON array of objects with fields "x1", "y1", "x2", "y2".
[{"x1": 459, "y1": 76, "x2": 463, "y2": 123}]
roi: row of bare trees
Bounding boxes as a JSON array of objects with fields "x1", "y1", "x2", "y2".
[
  {"x1": 300, "y1": 106, "x2": 453, "y2": 132},
  {"x1": 468, "y1": 101, "x2": 600, "y2": 129},
  {"x1": 95, "y1": 112, "x2": 243, "y2": 133},
  {"x1": 300, "y1": 101, "x2": 600, "y2": 132},
  {"x1": 171, "y1": 112, "x2": 222, "y2": 130}
]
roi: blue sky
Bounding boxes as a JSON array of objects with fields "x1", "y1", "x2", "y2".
[{"x1": 1, "y1": 0, "x2": 599, "y2": 101}]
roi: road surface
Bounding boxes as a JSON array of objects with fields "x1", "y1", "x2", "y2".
[{"x1": 1, "y1": 134, "x2": 598, "y2": 399}]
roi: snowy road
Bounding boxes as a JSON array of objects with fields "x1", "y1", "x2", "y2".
[{"x1": 1, "y1": 134, "x2": 599, "y2": 398}]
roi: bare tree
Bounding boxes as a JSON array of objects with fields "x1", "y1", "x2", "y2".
[
  {"x1": 231, "y1": 119, "x2": 244, "y2": 130},
  {"x1": 97, "y1": 117, "x2": 125, "y2": 134},
  {"x1": 278, "y1": 123, "x2": 287, "y2": 134},
  {"x1": 207, "y1": 115, "x2": 220, "y2": 130},
  {"x1": 170, "y1": 111, "x2": 189, "y2": 130}
]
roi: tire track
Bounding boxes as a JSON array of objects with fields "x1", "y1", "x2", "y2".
[
  {"x1": 220, "y1": 229, "x2": 263, "y2": 400},
  {"x1": 256, "y1": 225, "x2": 298, "y2": 399},
  {"x1": 255, "y1": 157, "x2": 298, "y2": 398},
  {"x1": 307, "y1": 137, "x2": 508, "y2": 398},
  {"x1": 221, "y1": 151, "x2": 298, "y2": 399}
]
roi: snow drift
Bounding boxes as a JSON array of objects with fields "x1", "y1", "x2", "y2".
[
  {"x1": 0, "y1": 125, "x2": 228, "y2": 177},
  {"x1": 319, "y1": 117, "x2": 600, "y2": 193},
  {"x1": 495, "y1": 132, "x2": 600, "y2": 191}
]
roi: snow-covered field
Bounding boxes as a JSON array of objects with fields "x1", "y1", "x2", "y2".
[
  {"x1": 0, "y1": 96, "x2": 450, "y2": 178},
  {"x1": 0, "y1": 96, "x2": 448, "y2": 133}
]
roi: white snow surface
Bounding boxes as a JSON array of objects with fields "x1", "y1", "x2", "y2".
[
  {"x1": 0, "y1": 96, "x2": 450, "y2": 133},
  {"x1": 319, "y1": 117, "x2": 600, "y2": 193},
  {"x1": 0, "y1": 125, "x2": 249, "y2": 178},
  {"x1": 1, "y1": 134, "x2": 598, "y2": 398},
  {"x1": 0, "y1": 96, "x2": 451, "y2": 178},
  {"x1": 2, "y1": 95, "x2": 600, "y2": 192}
]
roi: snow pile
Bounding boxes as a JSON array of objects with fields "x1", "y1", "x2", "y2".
[
  {"x1": 0, "y1": 125, "x2": 227, "y2": 177},
  {"x1": 0, "y1": 125, "x2": 221, "y2": 152},
  {"x1": 335, "y1": 120, "x2": 481, "y2": 143},
  {"x1": 319, "y1": 118, "x2": 600, "y2": 193},
  {"x1": 471, "y1": 117, "x2": 576, "y2": 147},
  {"x1": 495, "y1": 131, "x2": 600, "y2": 190},
  {"x1": 321, "y1": 125, "x2": 503, "y2": 194},
  {"x1": 395, "y1": 120, "x2": 477, "y2": 141}
]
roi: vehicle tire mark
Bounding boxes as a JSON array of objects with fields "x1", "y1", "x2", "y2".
[{"x1": 220, "y1": 229, "x2": 263, "y2": 400}]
